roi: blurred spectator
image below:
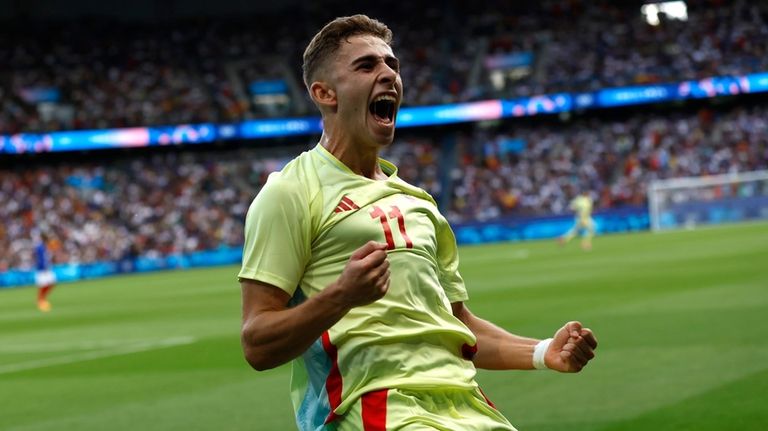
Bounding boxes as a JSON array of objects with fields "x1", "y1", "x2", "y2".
[
  {"x1": 2, "y1": 0, "x2": 766, "y2": 133},
  {"x1": 2, "y1": 103, "x2": 766, "y2": 272},
  {"x1": 3, "y1": 1, "x2": 768, "y2": 272},
  {"x1": 446, "y1": 104, "x2": 768, "y2": 222}
]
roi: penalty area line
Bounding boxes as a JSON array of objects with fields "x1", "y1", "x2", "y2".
[
  {"x1": 459, "y1": 248, "x2": 530, "y2": 263},
  {"x1": 0, "y1": 336, "x2": 196, "y2": 375},
  {"x1": 0, "y1": 337, "x2": 190, "y2": 353}
]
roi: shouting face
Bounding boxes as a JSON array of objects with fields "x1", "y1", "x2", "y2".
[{"x1": 325, "y1": 34, "x2": 403, "y2": 149}]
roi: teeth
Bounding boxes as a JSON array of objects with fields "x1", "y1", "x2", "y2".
[{"x1": 373, "y1": 95, "x2": 397, "y2": 103}]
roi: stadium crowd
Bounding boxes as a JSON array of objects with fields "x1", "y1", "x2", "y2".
[
  {"x1": 2, "y1": 0, "x2": 767, "y2": 272},
  {"x1": 2, "y1": 103, "x2": 766, "y2": 270},
  {"x1": 447, "y1": 105, "x2": 768, "y2": 222},
  {"x1": 2, "y1": 0, "x2": 767, "y2": 133},
  {"x1": 0, "y1": 147, "x2": 275, "y2": 271}
]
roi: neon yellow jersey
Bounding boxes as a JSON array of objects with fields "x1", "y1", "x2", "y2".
[
  {"x1": 238, "y1": 144, "x2": 478, "y2": 430},
  {"x1": 570, "y1": 195, "x2": 593, "y2": 221}
]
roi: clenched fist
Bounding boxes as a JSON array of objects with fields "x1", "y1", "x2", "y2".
[
  {"x1": 329, "y1": 241, "x2": 391, "y2": 308},
  {"x1": 545, "y1": 321, "x2": 598, "y2": 373}
]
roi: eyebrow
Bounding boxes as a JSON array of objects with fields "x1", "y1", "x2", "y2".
[{"x1": 351, "y1": 54, "x2": 400, "y2": 70}]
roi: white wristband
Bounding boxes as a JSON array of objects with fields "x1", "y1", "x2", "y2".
[{"x1": 532, "y1": 338, "x2": 553, "y2": 370}]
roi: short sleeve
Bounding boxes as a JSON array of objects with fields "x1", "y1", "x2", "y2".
[
  {"x1": 237, "y1": 175, "x2": 312, "y2": 295},
  {"x1": 435, "y1": 217, "x2": 469, "y2": 303}
]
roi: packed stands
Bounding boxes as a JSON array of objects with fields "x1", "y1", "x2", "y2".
[
  {"x1": 3, "y1": 101, "x2": 766, "y2": 270},
  {"x1": 2, "y1": 0, "x2": 768, "y2": 275},
  {"x1": 2, "y1": 0, "x2": 766, "y2": 133}
]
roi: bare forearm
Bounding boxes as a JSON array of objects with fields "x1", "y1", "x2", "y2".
[
  {"x1": 470, "y1": 316, "x2": 539, "y2": 370},
  {"x1": 453, "y1": 302, "x2": 539, "y2": 370},
  {"x1": 241, "y1": 241, "x2": 390, "y2": 371},
  {"x1": 242, "y1": 286, "x2": 350, "y2": 370},
  {"x1": 473, "y1": 319, "x2": 539, "y2": 370},
  {"x1": 453, "y1": 303, "x2": 598, "y2": 373}
]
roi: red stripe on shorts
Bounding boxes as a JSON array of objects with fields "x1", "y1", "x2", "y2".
[
  {"x1": 362, "y1": 389, "x2": 388, "y2": 431},
  {"x1": 322, "y1": 331, "x2": 343, "y2": 423}
]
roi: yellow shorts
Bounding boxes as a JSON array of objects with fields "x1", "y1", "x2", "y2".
[{"x1": 330, "y1": 387, "x2": 517, "y2": 431}]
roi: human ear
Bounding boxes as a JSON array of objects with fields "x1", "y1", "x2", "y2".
[{"x1": 310, "y1": 81, "x2": 337, "y2": 108}]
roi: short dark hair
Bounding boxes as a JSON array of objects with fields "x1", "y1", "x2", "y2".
[{"x1": 302, "y1": 14, "x2": 393, "y2": 89}]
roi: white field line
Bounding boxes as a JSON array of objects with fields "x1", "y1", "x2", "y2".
[
  {"x1": 0, "y1": 338, "x2": 173, "y2": 353},
  {"x1": 0, "y1": 336, "x2": 196, "y2": 375},
  {"x1": 460, "y1": 248, "x2": 530, "y2": 263},
  {"x1": 511, "y1": 249, "x2": 530, "y2": 259}
]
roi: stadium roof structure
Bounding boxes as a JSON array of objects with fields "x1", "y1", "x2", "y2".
[
  {"x1": 0, "y1": 0, "x2": 662, "y2": 22},
  {"x1": 0, "y1": 0, "x2": 315, "y2": 21}
]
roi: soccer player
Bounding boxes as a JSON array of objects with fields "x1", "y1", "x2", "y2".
[
  {"x1": 34, "y1": 232, "x2": 57, "y2": 312},
  {"x1": 559, "y1": 190, "x2": 596, "y2": 250},
  {"x1": 238, "y1": 15, "x2": 597, "y2": 431}
]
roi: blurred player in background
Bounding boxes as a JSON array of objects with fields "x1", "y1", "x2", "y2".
[
  {"x1": 34, "y1": 232, "x2": 57, "y2": 312},
  {"x1": 560, "y1": 189, "x2": 596, "y2": 250},
  {"x1": 239, "y1": 15, "x2": 597, "y2": 431}
]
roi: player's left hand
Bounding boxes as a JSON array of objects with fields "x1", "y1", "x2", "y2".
[{"x1": 546, "y1": 321, "x2": 597, "y2": 372}]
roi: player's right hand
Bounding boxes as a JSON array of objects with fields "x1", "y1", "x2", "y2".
[{"x1": 331, "y1": 241, "x2": 390, "y2": 308}]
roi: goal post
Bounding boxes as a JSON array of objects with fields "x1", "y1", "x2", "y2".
[{"x1": 648, "y1": 170, "x2": 768, "y2": 231}]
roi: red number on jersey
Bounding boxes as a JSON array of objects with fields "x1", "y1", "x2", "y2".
[{"x1": 370, "y1": 205, "x2": 413, "y2": 250}]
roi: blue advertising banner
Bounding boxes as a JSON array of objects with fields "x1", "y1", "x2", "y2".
[{"x1": 4, "y1": 72, "x2": 768, "y2": 155}]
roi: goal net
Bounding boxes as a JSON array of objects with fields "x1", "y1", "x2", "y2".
[{"x1": 648, "y1": 170, "x2": 768, "y2": 231}]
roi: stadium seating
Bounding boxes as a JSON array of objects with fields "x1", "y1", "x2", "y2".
[
  {"x1": 1, "y1": 0, "x2": 767, "y2": 273},
  {"x1": 2, "y1": 103, "x2": 766, "y2": 271},
  {"x1": 2, "y1": 0, "x2": 767, "y2": 133}
]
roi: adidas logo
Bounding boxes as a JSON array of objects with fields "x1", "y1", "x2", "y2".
[{"x1": 334, "y1": 195, "x2": 360, "y2": 213}]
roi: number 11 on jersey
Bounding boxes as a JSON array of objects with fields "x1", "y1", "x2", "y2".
[{"x1": 370, "y1": 205, "x2": 413, "y2": 250}]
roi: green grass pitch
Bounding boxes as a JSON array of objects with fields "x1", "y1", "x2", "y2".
[{"x1": 1, "y1": 222, "x2": 766, "y2": 430}]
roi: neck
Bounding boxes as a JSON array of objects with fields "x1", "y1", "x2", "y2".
[{"x1": 319, "y1": 129, "x2": 388, "y2": 180}]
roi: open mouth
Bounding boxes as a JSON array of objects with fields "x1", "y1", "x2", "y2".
[{"x1": 369, "y1": 96, "x2": 396, "y2": 124}]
